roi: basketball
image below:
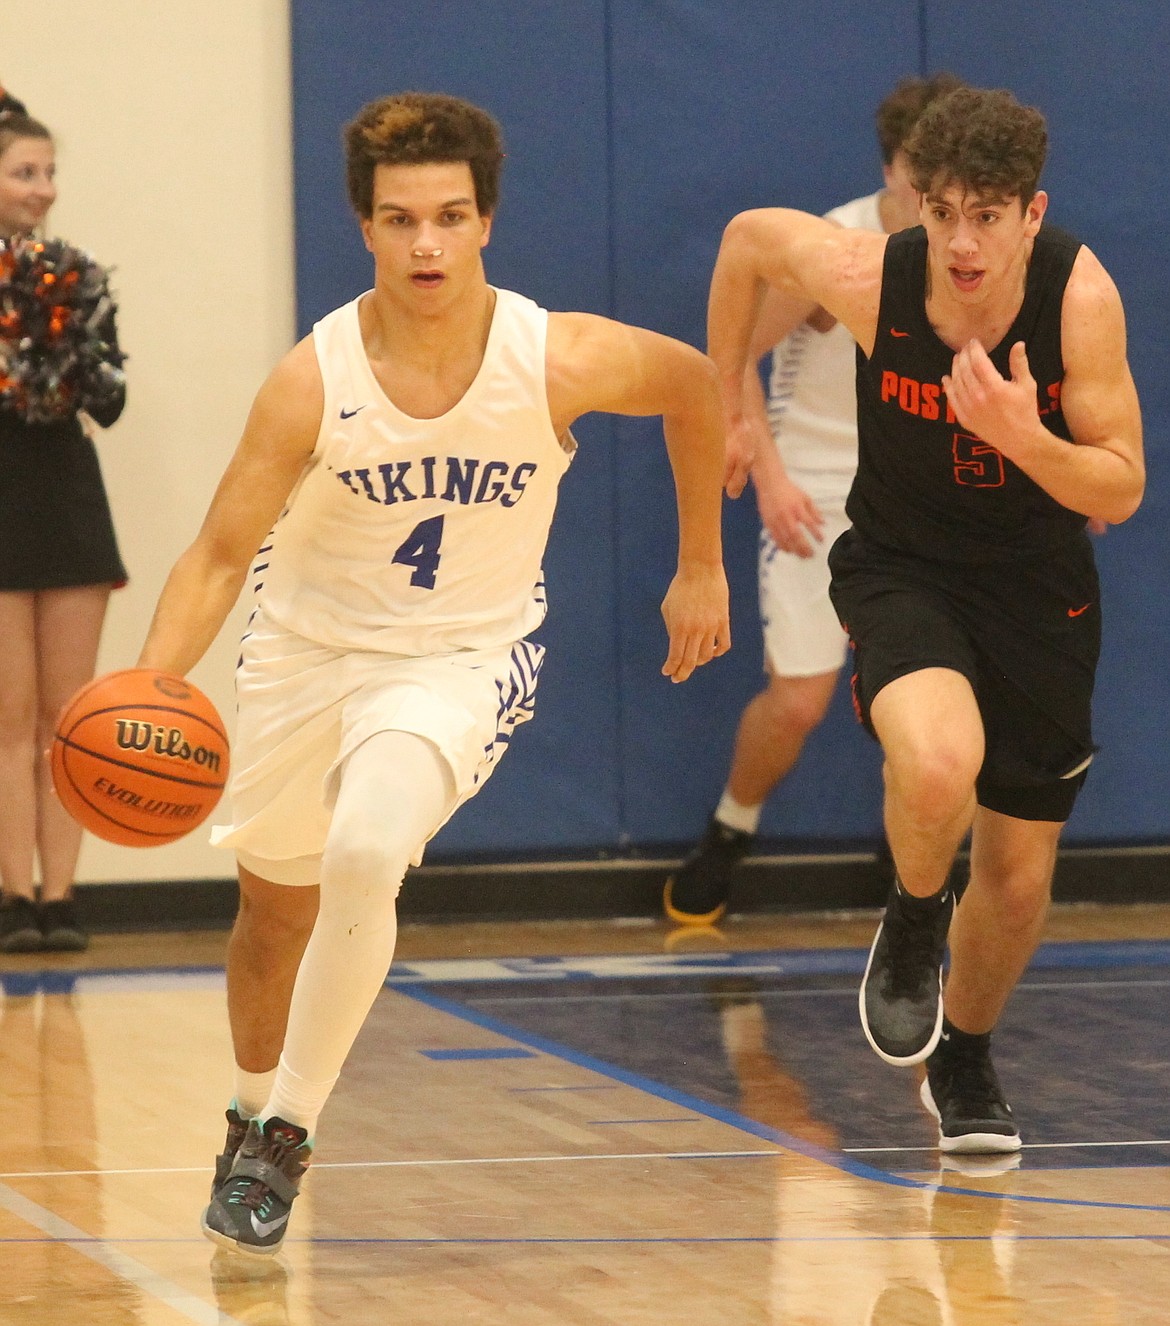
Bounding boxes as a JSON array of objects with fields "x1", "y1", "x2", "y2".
[{"x1": 51, "y1": 669, "x2": 230, "y2": 848}]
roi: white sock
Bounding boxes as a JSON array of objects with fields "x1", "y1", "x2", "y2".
[
  {"x1": 265, "y1": 730, "x2": 455, "y2": 1139},
  {"x1": 715, "y1": 790, "x2": 762, "y2": 836},
  {"x1": 234, "y1": 1066, "x2": 277, "y2": 1119},
  {"x1": 262, "y1": 1057, "x2": 337, "y2": 1140}
]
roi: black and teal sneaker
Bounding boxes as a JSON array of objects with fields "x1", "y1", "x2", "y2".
[
  {"x1": 210, "y1": 1106, "x2": 250, "y2": 1202},
  {"x1": 202, "y1": 1116, "x2": 311, "y2": 1257}
]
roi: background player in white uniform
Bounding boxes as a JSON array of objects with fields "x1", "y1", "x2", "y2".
[
  {"x1": 132, "y1": 92, "x2": 732, "y2": 1256},
  {"x1": 665, "y1": 74, "x2": 962, "y2": 927}
]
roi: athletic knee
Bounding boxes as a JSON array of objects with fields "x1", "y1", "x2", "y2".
[
  {"x1": 1002, "y1": 880, "x2": 1050, "y2": 932},
  {"x1": 971, "y1": 858, "x2": 1054, "y2": 929},
  {"x1": 320, "y1": 827, "x2": 410, "y2": 900},
  {"x1": 885, "y1": 742, "x2": 981, "y2": 824},
  {"x1": 234, "y1": 884, "x2": 318, "y2": 959},
  {"x1": 760, "y1": 676, "x2": 834, "y2": 740},
  {"x1": 966, "y1": 876, "x2": 1051, "y2": 940}
]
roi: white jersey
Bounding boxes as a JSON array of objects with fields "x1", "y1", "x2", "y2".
[
  {"x1": 257, "y1": 287, "x2": 574, "y2": 655},
  {"x1": 766, "y1": 191, "x2": 882, "y2": 489}
]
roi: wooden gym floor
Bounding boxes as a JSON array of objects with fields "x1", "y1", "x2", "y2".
[{"x1": 2, "y1": 901, "x2": 1169, "y2": 1324}]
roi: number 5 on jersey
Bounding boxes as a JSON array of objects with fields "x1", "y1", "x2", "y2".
[{"x1": 952, "y1": 432, "x2": 1005, "y2": 488}]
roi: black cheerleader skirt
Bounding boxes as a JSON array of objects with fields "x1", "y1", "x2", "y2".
[{"x1": 0, "y1": 413, "x2": 127, "y2": 591}]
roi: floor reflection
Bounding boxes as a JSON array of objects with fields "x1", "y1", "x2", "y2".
[
  {"x1": 0, "y1": 972, "x2": 143, "y2": 1325},
  {"x1": 709, "y1": 976, "x2": 1027, "y2": 1325},
  {"x1": 209, "y1": 1247, "x2": 291, "y2": 1325}
]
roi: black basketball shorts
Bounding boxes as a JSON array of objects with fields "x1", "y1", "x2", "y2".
[{"x1": 828, "y1": 529, "x2": 1101, "y2": 823}]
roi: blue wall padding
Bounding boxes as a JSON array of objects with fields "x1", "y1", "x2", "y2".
[{"x1": 290, "y1": 0, "x2": 1168, "y2": 854}]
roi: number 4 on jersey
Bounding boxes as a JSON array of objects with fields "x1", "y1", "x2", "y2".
[{"x1": 392, "y1": 514, "x2": 444, "y2": 589}]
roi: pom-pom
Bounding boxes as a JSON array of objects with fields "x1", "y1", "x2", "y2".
[{"x1": 0, "y1": 235, "x2": 126, "y2": 423}]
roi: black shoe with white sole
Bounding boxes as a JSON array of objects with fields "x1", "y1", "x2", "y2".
[
  {"x1": 922, "y1": 1036, "x2": 1022, "y2": 1154},
  {"x1": 859, "y1": 882, "x2": 953, "y2": 1065}
]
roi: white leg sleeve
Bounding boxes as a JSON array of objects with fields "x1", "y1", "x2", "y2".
[{"x1": 264, "y1": 730, "x2": 455, "y2": 1134}]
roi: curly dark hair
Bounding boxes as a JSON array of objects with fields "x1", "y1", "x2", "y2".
[
  {"x1": 904, "y1": 86, "x2": 1048, "y2": 203},
  {"x1": 344, "y1": 92, "x2": 505, "y2": 219},
  {"x1": 875, "y1": 73, "x2": 966, "y2": 165}
]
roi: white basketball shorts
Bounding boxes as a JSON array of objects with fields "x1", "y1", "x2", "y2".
[
  {"x1": 758, "y1": 497, "x2": 852, "y2": 678},
  {"x1": 211, "y1": 608, "x2": 542, "y2": 885}
]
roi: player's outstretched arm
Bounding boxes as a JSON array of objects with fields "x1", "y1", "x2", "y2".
[
  {"x1": 546, "y1": 313, "x2": 730, "y2": 683},
  {"x1": 707, "y1": 209, "x2": 882, "y2": 488},
  {"x1": 137, "y1": 339, "x2": 323, "y2": 677},
  {"x1": 941, "y1": 249, "x2": 1144, "y2": 523}
]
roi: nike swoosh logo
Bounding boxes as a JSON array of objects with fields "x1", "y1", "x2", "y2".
[
  {"x1": 1067, "y1": 603, "x2": 1092, "y2": 617},
  {"x1": 890, "y1": 329, "x2": 911, "y2": 338},
  {"x1": 250, "y1": 1211, "x2": 290, "y2": 1238},
  {"x1": 339, "y1": 405, "x2": 367, "y2": 419}
]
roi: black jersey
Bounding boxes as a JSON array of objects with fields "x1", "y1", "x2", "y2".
[{"x1": 850, "y1": 223, "x2": 1086, "y2": 564}]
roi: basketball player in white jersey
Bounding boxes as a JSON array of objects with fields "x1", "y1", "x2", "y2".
[
  {"x1": 665, "y1": 75, "x2": 962, "y2": 926},
  {"x1": 134, "y1": 92, "x2": 732, "y2": 1256}
]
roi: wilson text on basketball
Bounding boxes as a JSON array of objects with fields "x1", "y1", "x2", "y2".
[{"x1": 114, "y1": 720, "x2": 223, "y2": 772}]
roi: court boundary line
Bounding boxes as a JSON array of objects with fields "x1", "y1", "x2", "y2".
[
  {"x1": 5, "y1": 1134, "x2": 1170, "y2": 1185},
  {"x1": 7, "y1": 934, "x2": 1170, "y2": 995},
  {"x1": 850, "y1": 1139, "x2": 1170, "y2": 1155},
  {"x1": 0, "y1": 1181, "x2": 236, "y2": 1324},
  {"x1": 396, "y1": 983, "x2": 1170, "y2": 1215},
  {"x1": 462, "y1": 977, "x2": 1170, "y2": 1004},
  {"x1": 2, "y1": 1232, "x2": 1168, "y2": 1247},
  {"x1": 0, "y1": 1149, "x2": 782, "y2": 1182}
]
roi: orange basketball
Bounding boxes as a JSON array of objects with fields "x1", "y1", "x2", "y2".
[{"x1": 51, "y1": 669, "x2": 230, "y2": 847}]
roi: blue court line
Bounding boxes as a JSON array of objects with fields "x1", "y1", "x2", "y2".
[
  {"x1": 6, "y1": 937, "x2": 1170, "y2": 997},
  {"x1": 420, "y1": 1047, "x2": 536, "y2": 1061},
  {"x1": 588, "y1": 1118, "x2": 703, "y2": 1126},
  {"x1": 396, "y1": 983, "x2": 1170, "y2": 1216},
  {"x1": 0, "y1": 966, "x2": 225, "y2": 997},
  {"x1": 383, "y1": 939, "x2": 1170, "y2": 985}
]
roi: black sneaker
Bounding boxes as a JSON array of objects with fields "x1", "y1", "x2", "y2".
[
  {"x1": 921, "y1": 1038, "x2": 1022, "y2": 1154},
  {"x1": 0, "y1": 895, "x2": 42, "y2": 953},
  {"x1": 38, "y1": 898, "x2": 89, "y2": 952},
  {"x1": 202, "y1": 1117, "x2": 311, "y2": 1257},
  {"x1": 859, "y1": 882, "x2": 953, "y2": 1065},
  {"x1": 211, "y1": 1107, "x2": 251, "y2": 1202},
  {"x1": 663, "y1": 817, "x2": 755, "y2": 925}
]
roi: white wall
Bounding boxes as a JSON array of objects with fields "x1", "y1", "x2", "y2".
[{"x1": 0, "y1": 2, "x2": 296, "y2": 882}]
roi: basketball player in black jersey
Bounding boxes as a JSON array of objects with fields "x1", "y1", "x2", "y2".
[{"x1": 709, "y1": 86, "x2": 1144, "y2": 1153}]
